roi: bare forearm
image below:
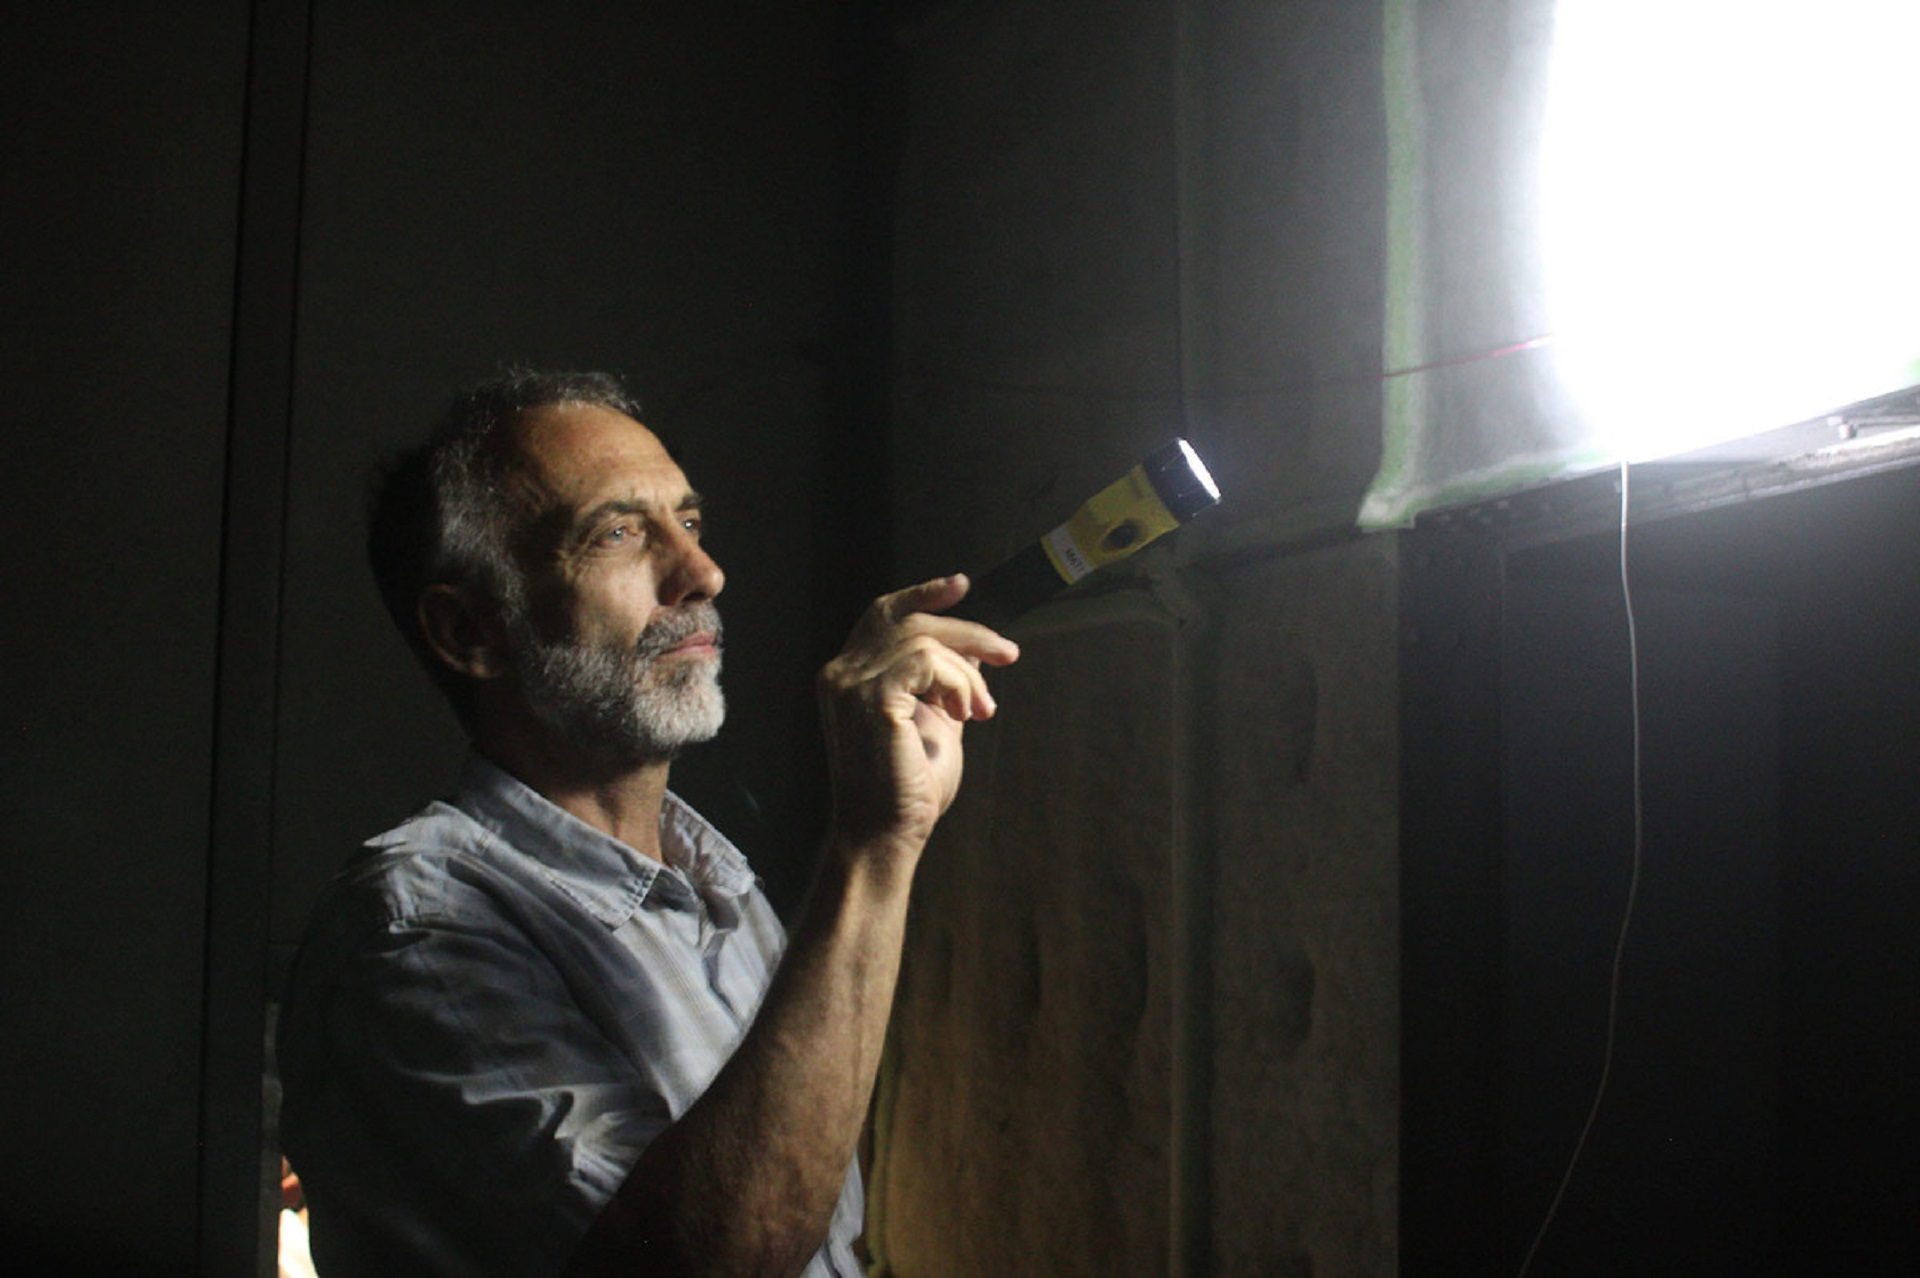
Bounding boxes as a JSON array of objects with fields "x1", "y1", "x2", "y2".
[
  {"x1": 567, "y1": 838, "x2": 914, "y2": 1277},
  {"x1": 569, "y1": 576, "x2": 1016, "y2": 1277}
]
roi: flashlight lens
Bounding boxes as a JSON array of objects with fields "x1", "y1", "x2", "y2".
[{"x1": 1177, "y1": 438, "x2": 1221, "y2": 501}]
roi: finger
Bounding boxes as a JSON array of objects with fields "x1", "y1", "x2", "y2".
[
  {"x1": 925, "y1": 637, "x2": 998, "y2": 717},
  {"x1": 898, "y1": 610, "x2": 1020, "y2": 667},
  {"x1": 888, "y1": 639, "x2": 994, "y2": 722},
  {"x1": 832, "y1": 635, "x2": 1002, "y2": 724},
  {"x1": 904, "y1": 644, "x2": 981, "y2": 723},
  {"x1": 875, "y1": 573, "x2": 971, "y2": 627}
]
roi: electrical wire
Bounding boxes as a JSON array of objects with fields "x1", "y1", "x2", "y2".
[{"x1": 1516, "y1": 459, "x2": 1646, "y2": 1277}]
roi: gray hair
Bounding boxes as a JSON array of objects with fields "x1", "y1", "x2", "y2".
[{"x1": 368, "y1": 368, "x2": 645, "y2": 722}]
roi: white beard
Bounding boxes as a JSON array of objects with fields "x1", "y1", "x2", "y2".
[{"x1": 513, "y1": 602, "x2": 725, "y2": 765}]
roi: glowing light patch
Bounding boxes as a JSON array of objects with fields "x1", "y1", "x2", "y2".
[
  {"x1": 1177, "y1": 438, "x2": 1221, "y2": 501},
  {"x1": 1542, "y1": 1, "x2": 1920, "y2": 461}
]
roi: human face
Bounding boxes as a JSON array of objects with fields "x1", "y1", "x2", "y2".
[{"x1": 500, "y1": 402, "x2": 727, "y2": 764}]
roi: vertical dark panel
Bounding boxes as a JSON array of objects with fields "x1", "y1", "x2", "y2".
[
  {"x1": 1776, "y1": 471, "x2": 1920, "y2": 1269},
  {"x1": 201, "y1": 3, "x2": 314, "y2": 1273},
  {"x1": 1169, "y1": 12, "x2": 1214, "y2": 1271},
  {"x1": 1499, "y1": 580, "x2": 1781, "y2": 1272},
  {"x1": 823, "y1": 0, "x2": 902, "y2": 630},
  {"x1": 1398, "y1": 519, "x2": 1507, "y2": 1274},
  {"x1": 0, "y1": 4, "x2": 249, "y2": 1272},
  {"x1": 1171, "y1": 586, "x2": 1217, "y2": 1278}
]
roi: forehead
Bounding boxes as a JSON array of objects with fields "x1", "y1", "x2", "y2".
[{"x1": 502, "y1": 401, "x2": 690, "y2": 511}]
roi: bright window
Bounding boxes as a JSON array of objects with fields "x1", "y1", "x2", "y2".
[{"x1": 1542, "y1": 0, "x2": 1920, "y2": 461}]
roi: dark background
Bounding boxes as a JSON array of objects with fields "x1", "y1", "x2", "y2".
[
  {"x1": 1400, "y1": 461, "x2": 1920, "y2": 1274},
  {"x1": 3, "y1": 3, "x2": 883, "y2": 1269}
]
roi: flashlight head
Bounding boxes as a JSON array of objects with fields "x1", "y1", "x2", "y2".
[{"x1": 1143, "y1": 438, "x2": 1222, "y2": 523}]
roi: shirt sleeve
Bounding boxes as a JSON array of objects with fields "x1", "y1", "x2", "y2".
[{"x1": 280, "y1": 905, "x2": 670, "y2": 1277}]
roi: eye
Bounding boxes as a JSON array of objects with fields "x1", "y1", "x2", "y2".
[
  {"x1": 596, "y1": 520, "x2": 641, "y2": 548},
  {"x1": 680, "y1": 513, "x2": 703, "y2": 537}
]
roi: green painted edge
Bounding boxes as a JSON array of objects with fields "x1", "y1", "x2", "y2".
[
  {"x1": 1365, "y1": 0, "x2": 1428, "y2": 520},
  {"x1": 1359, "y1": 445, "x2": 1616, "y2": 528}
]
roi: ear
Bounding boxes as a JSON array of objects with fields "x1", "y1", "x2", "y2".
[{"x1": 417, "y1": 584, "x2": 510, "y2": 681}]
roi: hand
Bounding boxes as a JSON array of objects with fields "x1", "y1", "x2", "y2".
[{"x1": 817, "y1": 574, "x2": 1020, "y2": 863}]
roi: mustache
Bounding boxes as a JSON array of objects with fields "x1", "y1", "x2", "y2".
[{"x1": 633, "y1": 602, "x2": 723, "y2": 661}]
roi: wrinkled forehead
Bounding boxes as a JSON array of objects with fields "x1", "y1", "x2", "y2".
[
  {"x1": 504, "y1": 401, "x2": 674, "y2": 482},
  {"x1": 493, "y1": 401, "x2": 693, "y2": 544}
]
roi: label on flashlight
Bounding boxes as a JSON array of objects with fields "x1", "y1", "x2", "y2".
[{"x1": 1039, "y1": 463, "x2": 1182, "y2": 585}]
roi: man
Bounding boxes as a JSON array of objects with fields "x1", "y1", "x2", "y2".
[{"x1": 277, "y1": 370, "x2": 1019, "y2": 1276}]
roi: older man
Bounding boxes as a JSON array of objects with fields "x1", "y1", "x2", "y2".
[{"x1": 277, "y1": 370, "x2": 1017, "y2": 1276}]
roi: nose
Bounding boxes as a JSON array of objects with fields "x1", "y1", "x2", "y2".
[{"x1": 657, "y1": 528, "x2": 725, "y2": 606}]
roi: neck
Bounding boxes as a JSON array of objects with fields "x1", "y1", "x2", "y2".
[{"x1": 474, "y1": 717, "x2": 674, "y2": 862}]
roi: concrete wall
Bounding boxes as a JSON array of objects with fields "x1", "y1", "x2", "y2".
[
  {"x1": 1207, "y1": 542, "x2": 1399, "y2": 1275},
  {"x1": 871, "y1": 600, "x2": 1180, "y2": 1274},
  {"x1": 870, "y1": 2, "x2": 1402, "y2": 1272}
]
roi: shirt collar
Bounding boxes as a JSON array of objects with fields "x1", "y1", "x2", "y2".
[{"x1": 452, "y1": 752, "x2": 758, "y2": 928}]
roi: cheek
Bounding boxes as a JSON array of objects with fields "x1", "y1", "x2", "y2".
[
  {"x1": 571, "y1": 573, "x2": 660, "y2": 645},
  {"x1": 517, "y1": 579, "x2": 579, "y2": 644}
]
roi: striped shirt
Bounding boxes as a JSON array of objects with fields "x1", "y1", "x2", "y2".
[{"x1": 277, "y1": 754, "x2": 864, "y2": 1276}]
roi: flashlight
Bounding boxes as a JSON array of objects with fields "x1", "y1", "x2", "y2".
[{"x1": 958, "y1": 438, "x2": 1221, "y2": 628}]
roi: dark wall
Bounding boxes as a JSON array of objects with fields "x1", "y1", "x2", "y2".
[
  {"x1": 3, "y1": 4, "x2": 866, "y2": 1271},
  {"x1": 0, "y1": 4, "x2": 248, "y2": 1269},
  {"x1": 1403, "y1": 461, "x2": 1920, "y2": 1272},
  {"x1": 1771, "y1": 471, "x2": 1920, "y2": 1269},
  {"x1": 269, "y1": 0, "x2": 865, "y2": 965},
  {"x1": 1499, "y1": 577, "x2": 1782, "y2": 1272}
]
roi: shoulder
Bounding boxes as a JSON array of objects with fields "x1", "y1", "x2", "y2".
[
  {"x1": 328, "y1": 801, "x2": 512, "y2": 925},
  {"x1": 284, "y1": 800, "x2": 563, "y2": 1002}
]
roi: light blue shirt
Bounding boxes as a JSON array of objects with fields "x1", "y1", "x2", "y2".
[{"x1": 278, "y1": 754, "x2": 864, "y2": 1276}]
